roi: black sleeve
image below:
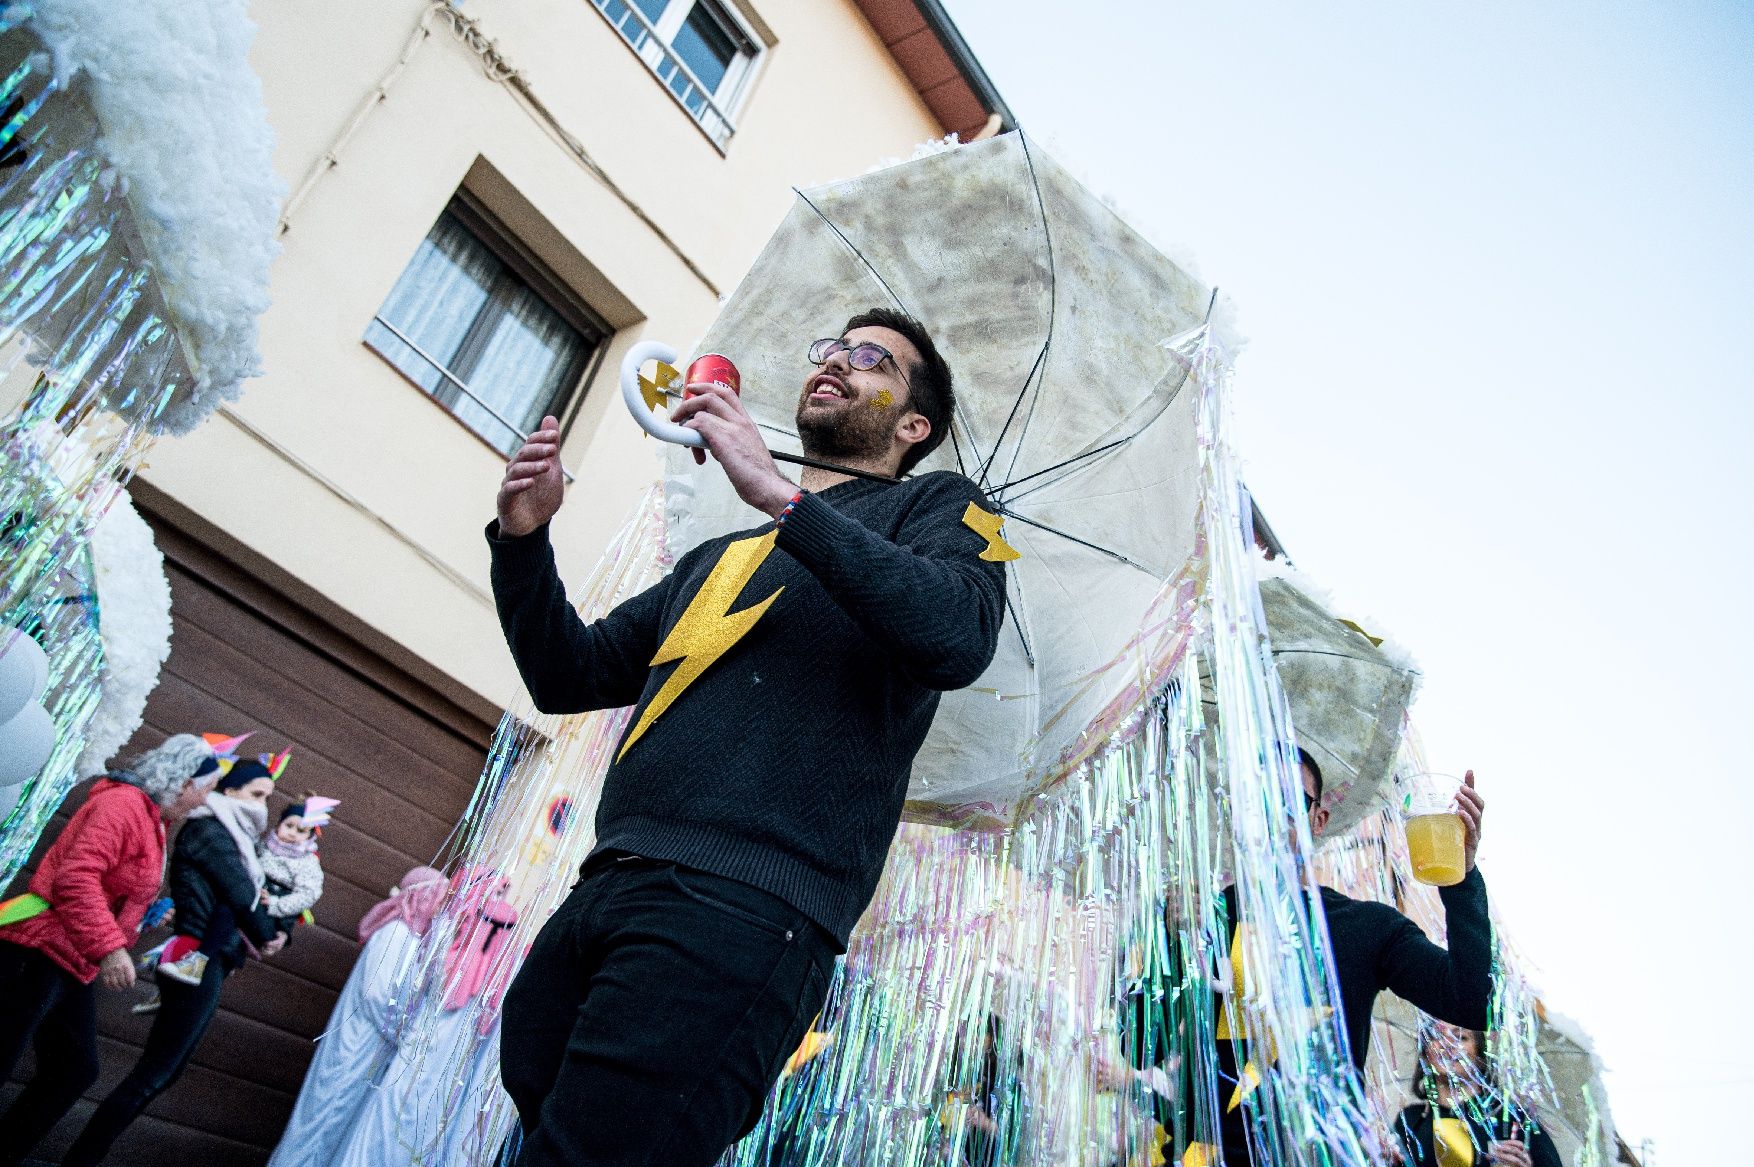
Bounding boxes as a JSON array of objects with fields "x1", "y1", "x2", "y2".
[
  {"x1": 1525, "y1": 1122, "x2": 1562, "y2": 1167},
  {"x1": 1394, "y1": 1105, "x2": 1431, "y2": 1166},
  {"x1": 486, "y1": 520, "x2": 675, "y2": 714},
  {"x1": 1376, "y1": 868, "x2": 1494, "y2": 1031},
  {"x1": 773, "y1": 473, "x2": 1007, "y2": 690},
  {"x1": 178, "y1": 822, "x2": 279, "y2": 945}
]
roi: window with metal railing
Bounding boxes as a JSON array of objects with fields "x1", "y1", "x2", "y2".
[
  {"x1": 365, "y1": 196, "x2": 608, "y2": 456},
  {"x1": 590, "y1": 0, "x2": 761, "y2": 150}
]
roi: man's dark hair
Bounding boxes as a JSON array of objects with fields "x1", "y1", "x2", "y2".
[
  {"x1": 843, "y1": 308, "x2": 954, "y2": 475},
  {"x1": 1296, "y1": 745, "x2": 1323, "y2": 803}
]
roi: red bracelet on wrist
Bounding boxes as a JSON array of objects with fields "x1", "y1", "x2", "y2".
[{"x1": 775, "y1": 489, "x2": 804, "y2": 526}]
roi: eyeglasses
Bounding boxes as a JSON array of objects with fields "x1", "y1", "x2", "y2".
[{"x1": 808, "y1": 337, "x2": 908, "y2": 387}]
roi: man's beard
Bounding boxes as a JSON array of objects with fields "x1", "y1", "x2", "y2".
[{"x1": 795, "y1": 402, "x2": 894, "y2": 463}]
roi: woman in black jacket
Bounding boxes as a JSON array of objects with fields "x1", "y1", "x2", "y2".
[
  {"x1": 1395, "y1": 1025, "x2": 1561, "y2": 1167},
  {"x1": 61, "y1": 759, "x2": 287, "y2": 1166}
]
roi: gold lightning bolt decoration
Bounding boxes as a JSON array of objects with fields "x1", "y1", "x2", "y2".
[
  {"x1": 1216, "y1": 924, "x2": 1268, "y2": 1112},
  {"x1": 1227, "y1": 1060, "x2": 1264, "y2": 1113},
  {"x1": 1434, "y1": 1118, "x2": 1476, "y2": 1167},
  {"x1": 1214, "y1": 923, "x2": 1332, "y2": 1112},
  {"x1": 1336, "y1": 617, "x2": 1384, "y2": 647},
  {"x1": 638, "y1": 361, "x2": 682, "y2": 412},
  {"x1": 1182, "y1": 1143, "x2": 1221, "y2": 1167},
  {"x1": 961, "y1": 503, "x2": 1021, "y2": 562},
  {"x1": 616, "y1": 531, "x2": 783, "y2": 761}
]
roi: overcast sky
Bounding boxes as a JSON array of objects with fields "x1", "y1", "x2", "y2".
[{"x1": 939, "y1": 1, "x2": 1753, "y2": 1161}]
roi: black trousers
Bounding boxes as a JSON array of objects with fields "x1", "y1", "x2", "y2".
[
  {"x1": 0, "y1": 941, "x2": 100, "y2": 1165},
  {"x1": 500, "y1": 855, "x2": 836, "y2": 1167},
  {"x1": 61, "y1": 954, "x2": 227, "y2": 1167}
]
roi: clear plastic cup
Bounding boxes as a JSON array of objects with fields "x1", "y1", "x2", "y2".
[{"x1": 1403, "y1": 772, "x2": 1467, "y2": 887}]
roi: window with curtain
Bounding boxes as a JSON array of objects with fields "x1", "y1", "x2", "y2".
[{"x1": 365, "y1": 202, "x2": 605, "y2": 455}]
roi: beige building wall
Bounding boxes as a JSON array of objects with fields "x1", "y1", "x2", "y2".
[{"x1": 141, "y1": 0, "x2": 953, "y2": 713}]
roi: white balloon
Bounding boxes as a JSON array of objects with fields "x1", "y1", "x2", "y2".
[
  {"x1": 0, "y1": 779, "x2": 19, "y2": 822},
  {"x1": 0, "y1": 701, "x2": 57, "y2": 788},
  {"x1": 0, "y1": 630, "x2": 49, "y2": 724}
]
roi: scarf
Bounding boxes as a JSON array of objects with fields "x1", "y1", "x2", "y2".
[
  {"x1": 188, "y1": 791, "x2": 266, "y2": 889},
  {"x1": 357, "y1": 867, "x2": 450, "y2": 943},
  {"x1": 262, "y1": 832, "x2": 317, "y2": 861}
]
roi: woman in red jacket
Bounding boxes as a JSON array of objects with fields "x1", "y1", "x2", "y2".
[{"x1": 0, "y1": 733, "x2": 220, "y2": 1165}]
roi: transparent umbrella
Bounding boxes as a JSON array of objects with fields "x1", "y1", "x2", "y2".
[
  {"x1": 1259, "y1": 574, "x2": 1419, "y2": 833},
  {"x1": 649, "y1": 133, "x2": 1217, "y2": 825}
]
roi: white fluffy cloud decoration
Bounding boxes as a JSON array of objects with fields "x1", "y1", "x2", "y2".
[
  {"x1": 18, "y1": 0, "x2": 284, "y2": 433},
  {"x1": 77, "y1": 495, "x2": 173, "y2": 775}
]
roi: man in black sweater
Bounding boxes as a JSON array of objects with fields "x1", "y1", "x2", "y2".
[
  {"x1": 1302, "y1": 754, "x2": 1494, "y2": 1075},
  {"x1": 1120, "y1": 751, "x2": 1494, "y2": 1164},
  {"x1": 488, "y1": 309, "x2": 1008, "y2": 1167}
]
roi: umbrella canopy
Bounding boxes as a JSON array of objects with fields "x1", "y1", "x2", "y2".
[
  {"x1": 657, "y1": 133, "x2": 1213, "y2": 825},
  {"x1": 1531, "y1": 1006, "x2": 1621, "y2": 1165},
  {"x1": 1199, "y1": 569, "x2": 1419, "y2": 837},
  {"x1": 1256, "y1": 574, "x2": 1419, "y2": 833}
]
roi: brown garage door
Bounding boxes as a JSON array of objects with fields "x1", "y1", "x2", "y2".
[{"x1": 3, "y1": 492, "x2": 495, "y2": 1165}]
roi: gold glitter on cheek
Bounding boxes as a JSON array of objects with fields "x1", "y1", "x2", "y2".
[{"x1": 871, "y1": 388, "x2": 894, "y2": 409}]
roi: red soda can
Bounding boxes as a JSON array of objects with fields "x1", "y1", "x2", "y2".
[{"x1": 685, "y1": 353, "x2": 739, "y2": 397}]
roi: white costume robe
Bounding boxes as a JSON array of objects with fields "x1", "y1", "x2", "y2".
[
  {"x1": 267, "y1": 919, "x2": 423, "y2": 1166},
  {"x1": 333, "y1": 986, "x2": 509, "y2": 1167}
]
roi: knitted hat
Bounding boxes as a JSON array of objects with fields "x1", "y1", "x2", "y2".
[
  {"x1": 279, "y1": 793, "x2": 339, "y2": 827},
  {"x1": 217, "y1": 758, "x2": 272, "y2": 791}
]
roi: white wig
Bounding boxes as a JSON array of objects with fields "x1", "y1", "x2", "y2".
[{"x1": 116, "y1": 733, "x2": 216, "y2": 809}]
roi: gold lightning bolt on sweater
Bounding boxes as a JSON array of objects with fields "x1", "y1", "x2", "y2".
[{"x1": 487, "y1": 472, "x2": 1009, "y2": 944}]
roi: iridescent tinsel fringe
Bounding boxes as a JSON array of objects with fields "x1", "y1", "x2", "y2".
[
  {"x1": 720, "y1": 326, "x2": 1379, "y2": 1167},
  {"x1": 0, "y1": 20, "x2": 197, "y2": 880},
  {"x1": 407, "y1": 327, "x2": 1581, "y2": 1167},
  {"x1": 350, "y1": 487, "x2": 672, "y2": 1167}
]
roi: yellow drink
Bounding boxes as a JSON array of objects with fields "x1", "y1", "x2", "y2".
[{"x1": 1405, "y1": 812, "x2": 1466, "y2": 886}]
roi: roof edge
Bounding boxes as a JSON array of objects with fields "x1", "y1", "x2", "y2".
[
  {"x1": 1249, "y1": 496, "x2": 1291, "y2": 562},
  {"x1": 912, "y1": 0, "x2": 1016, "y2": 133}
]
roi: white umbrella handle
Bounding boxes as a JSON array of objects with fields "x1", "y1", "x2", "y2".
[{"x1": 620, "y1": 341, "x2": 705, "y2": 448}]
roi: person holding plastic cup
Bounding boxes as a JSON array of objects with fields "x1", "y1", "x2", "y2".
[
  {"x1": 1401, "y1": 772, "x2": 1476, "y2": 887},
  {"x1": 1298, "y1": 750, "x2": 1493, "y2": 1075},
  {"x1": 1122, "y1": 748, "x2": 1494, "y2": 1166}
]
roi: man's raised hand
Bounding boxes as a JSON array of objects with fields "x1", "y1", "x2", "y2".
[
  {"x1": 669, "y1": 383, "x2": 797, "y2": 517},
  {"x1": 497, "y1": 415, "x2": 565, "y2": 538}
]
